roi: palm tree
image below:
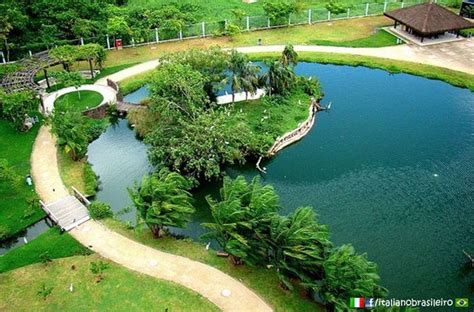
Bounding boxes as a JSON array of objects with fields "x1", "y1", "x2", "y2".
[
  {"x1": 129, "y1": 168, "x2": 195, "y2": 238},
  {"x1": 202, "y1": 175, "x2": 280, "y2": 265},
  {"x1": 280, "y1": 44, "x2": 298, "y2": 67},
  {"x1": 260, "y1": 60, "x2": 295, "y2": 96},
  {"x1": 265, "y1": 207, "x2": 331, "y2": 290},
  {"x1": 241, "y1": 61, "x2": 260, "y2": 100},
  {"x1": 310, "y1": 244, "x2": 388, "y2": 311},
  {"x1": 227, "y1": 50, "x2": 247, "y2": 103}
]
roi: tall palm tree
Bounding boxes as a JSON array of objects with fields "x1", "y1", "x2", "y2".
[
  {"x1": 227, "y1": 50, "x2": 247, "y2": 103},
  {"x1": 241, "y1": 61, "x2": 260, "y2": 100},
  {"x1": 260, "y1": 60, "x2": 295, "y2": 96},
  {"x1": 265, "y1": 207, "x2": 331, "y2": 289},
  {"x1": 202, "y1": 176, "x2": 280, "y2": 265},
  {"x1": 280, "y1": 44, "x2": 298, "y2": 67},
  {"x1": 129, "y1": 168, "x2": 195, "y2": 238},
  {"x1": 310, "y1": 244, "x2": 388, "y2": 311}
]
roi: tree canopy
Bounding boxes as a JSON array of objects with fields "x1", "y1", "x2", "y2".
[{"x1": 129, "y1": 168, "x2": 195, "y2": 238}]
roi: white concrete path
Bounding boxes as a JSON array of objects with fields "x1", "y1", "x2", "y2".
[
  {"x1": 43, "y1": 84, "x2": 117, "y2": 115},
  {"x1": 95, "y1": 60, "x2": 160, "y2": 85}
]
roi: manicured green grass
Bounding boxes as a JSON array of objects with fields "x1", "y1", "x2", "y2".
[
  {"x1": 309, "y1": 29, "x2": 398, "y2": 47},
  {"x1": 104, "y1": 219, "x2": 324, "y2": 312},
  {"x1": 0, "y1": 120, "x2": 45, "y2": 240},
  {"x1": 0, "y1": 227, "x2": 90, "y2": 273},
  {"x1": 119, "y1": 70, "x2": 154, "y2": 95},
  {"x1": 248, "y1": 52, "x2": 474, "y2": 92},
  {"x1": 102, "y1": 16, "x2": 392, "y2": 67},
  {"x1": 230, "y1": 16, "x2": 395, "y2": 47},
  {"x1": 0, "y1": 254, "x2": 219, "y2": 311},
  {"x1": 57, "y1": 150, "x2": 98, "y2": 197},
  {"x1": 54, "y1": 90, "x2": 104, "y2": 112}
]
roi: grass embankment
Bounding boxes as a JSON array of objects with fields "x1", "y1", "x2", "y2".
[
  {"x1": 0, "y1": 254, "x2": 219, "y2": 312},
  {"x1": 118, "y1": 70, "x2": 154, "y2": 95},
  {"x1": 57, "y1": 150, "x2": 98, "y2": 197},
  {"x1": 248, "y1": 52, "x2": 474, "y2": 91},
  {"x1": 0, "y1": 227, "x2": 90, "y2": 273},
  {"x1": 54, "y1": 90, "x2": 104, "y2": 112},
  {"x1": 0, "y1": 120, "x2": 45, "y2": 240},
  {"x1": 104, "y1": 219, "x2": 324, "y2": 312}
]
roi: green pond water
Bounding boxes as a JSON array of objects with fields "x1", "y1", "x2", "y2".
[{"x1": 87, "y1": 63, "x2": 474, "y2": 303}]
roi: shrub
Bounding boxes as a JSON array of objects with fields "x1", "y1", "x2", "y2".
[
  {"x1": 88, "y1": 201, "x2": 113, "y2": 219},
  {"x1": 0, "y1": 225, "x2": 9, "y2": 241}
]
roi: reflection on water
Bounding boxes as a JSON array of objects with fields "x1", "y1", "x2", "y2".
[
  {"x1": 88, "y1": 63, "x2": 474, "y2": 303},
  {"x1": 0, "y1": 219, "x2": 52, "y2": 255}
]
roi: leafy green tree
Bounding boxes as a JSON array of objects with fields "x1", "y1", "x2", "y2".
[
  {"x1": 149, "y1": 63, "x2": 208, "y2": 119},
  {"x1": 161, "y1": 47, "x2": 229, "y2": 102},
  {"x1": 262, "y1": 0, "x2": 301, "y2": 24},
  {"x1": 107, "y1": 16, "x2": 132, "y2": 43},
  {"x1": 0, "y1": 90, "x2": 38, "y2": 131},
  {"x1": 266, "y1": 207, "x2": 331, "y2": 289},
  {"x1": 311, "y1": 244, "x2": 388, "y2": 311},
  {"x1": 51, "y1": 112, "x2": 89, "y2": 160},
  {"x1": 202, "y1": 176, "x2": 280, "y2": 265},
  {"x1": 146, "y1": 110, "x2": 260, "y2": 181},
  {"x1": 129, "y1": 168, "x2": 195, "y2": 238},
  {"x1": 52, "y1": 71, "x2": 85, "y2": 99},
  {"x1": 78, "y1": 43, "x2": 107, "y2": 77},
  {"x1": 280, "y1": 44, "x2": 298, "y2": 67},
  {"x1": 325, "y1": 0, "x2": 348, "y2": 15},
  {"x1": 0, "y1": 4, "x2": 27, "y2": 62},
  {"x1": 49, "y1": 45, "x2": 77, "y2": 71}
]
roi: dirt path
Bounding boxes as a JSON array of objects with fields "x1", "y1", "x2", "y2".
[{"x1": 30, "y1": 125, "x2": 273, "y2": 312}]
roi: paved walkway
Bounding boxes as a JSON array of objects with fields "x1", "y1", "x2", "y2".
[
  {"x1": 30, "y1": 125, "x2": 273, "y2": 312},
  {"x1": 43, "y1": 84, "x2": 117, "y2": 115},
  {"x1": 71, "y1": 221, "x2": 271, "y2": 312},
  {"x1": 95, "y1": 40, "x2": 473, "y2": 87},
  {"x1": 31, "y1": 126, "x2": 69, "y2": 204}
]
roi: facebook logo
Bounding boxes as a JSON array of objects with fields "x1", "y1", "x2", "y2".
[{"x1": 365, "y1": 298, "x2": 375, "y2": 308}]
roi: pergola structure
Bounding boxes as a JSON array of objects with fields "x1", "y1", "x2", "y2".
[{"x1": 384, "y1": 3, "x2": 473, "y2": 44}]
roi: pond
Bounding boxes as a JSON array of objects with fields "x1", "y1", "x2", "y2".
[{"x1": 87, "y1": 62, "x2": 474, "y2": 302}]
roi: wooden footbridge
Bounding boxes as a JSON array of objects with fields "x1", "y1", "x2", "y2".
[
  {"x1": 116, "y1": 101, "x2": 146, "y2": 114},
  {"x1": 39, "y1": 187, "x2": 91, "y2": 231}
]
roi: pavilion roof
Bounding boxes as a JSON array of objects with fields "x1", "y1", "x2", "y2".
[{"x1": 384, "y1": 3, "x2": 473, "y2": 35}]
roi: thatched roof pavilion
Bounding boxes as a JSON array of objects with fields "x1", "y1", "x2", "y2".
[{"x1": 384, "y1": 3, "x2": 473, "y2": 42}]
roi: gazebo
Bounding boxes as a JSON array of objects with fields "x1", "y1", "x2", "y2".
[{"x1": 384, "y1": 2, "x2": 473, "y2": 44}]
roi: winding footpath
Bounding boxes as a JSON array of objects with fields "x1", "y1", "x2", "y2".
[
  {"x1": 31, "y1": 129, "x2": 272, "y2": 311},
  {"x1": 29, "y1": 39, "x2": 473, "y2": 311}
]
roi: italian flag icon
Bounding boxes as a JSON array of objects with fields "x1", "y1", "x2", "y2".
[{"x1": 350, "y1": 297, "x2": 365, "y2": 308}]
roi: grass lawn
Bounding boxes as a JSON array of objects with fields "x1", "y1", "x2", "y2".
[
  {"x1": 104, "y1": 219, "x2": 324, "y2": 312},
  {"x1": 231, "y1": 16, "x2": 395, "y2": 47},
  {"x1": 309, "y1": 28, "x2": 397, "y2": 47},
  {"x1": 0, "y1": 254, "x2": 219, "y2": 311},
  {"x1": 57, "y1": 150, "x2": 98, "y2": 197},
  {"x1": 54, "y1": 90, "x2": 104, "y2": 112},
  {"x1": 103, "y1": 16, "x2": 392, "y2": 67},
  {"x1": 0, "y1": 120, "x2": 45, "y2": 240},
  {"x1": 247, "y1": 51, "x2": 474, "y2": 91},
  {"x1": 0, "y1": 227, "x2": 90, "y2": 273}
]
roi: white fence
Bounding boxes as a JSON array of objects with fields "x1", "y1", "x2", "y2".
[{"x1": 0, "y1": 0, "x2": 453, "y2": 62}]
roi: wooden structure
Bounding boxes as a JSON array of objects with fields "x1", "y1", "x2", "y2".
[
  {"x1": 384, "y1": 3, "x2": 473, "y2": 43},
  {"x1": 0, "y1": 51, "x2": 59, "y2": 93},
  {"x1": 39, "y1": 187, "x2": 90, "y2": 231},
  {"x1": 460, "y1": 0, "x2": 474, "y2": 19}
]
